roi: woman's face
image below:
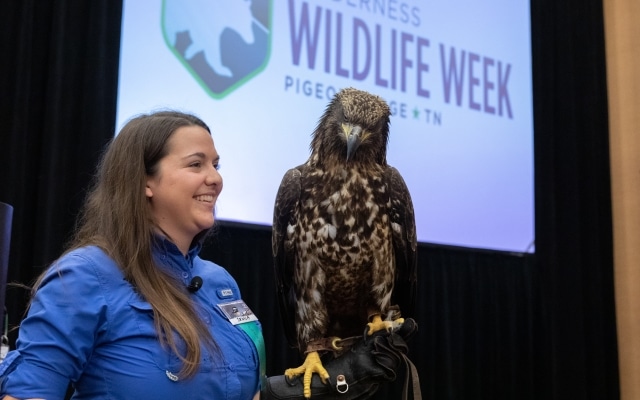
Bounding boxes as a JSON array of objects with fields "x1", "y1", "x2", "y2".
[{"x1": 145, "y1": 125, "x2": 223, "y2": 253}]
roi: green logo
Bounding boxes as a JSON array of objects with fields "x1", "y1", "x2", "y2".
[{"x1": 162, "y1": 0, "x2": 272, "y2": 99}]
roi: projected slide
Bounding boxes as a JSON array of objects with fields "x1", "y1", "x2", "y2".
[{"x1": 117, "y1": 0, "x2": 534, "y2": 253}]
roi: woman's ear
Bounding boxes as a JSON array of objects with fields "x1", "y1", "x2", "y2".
[{"x1": 145, "y1": 183, "x2": 153, "y2": 198}]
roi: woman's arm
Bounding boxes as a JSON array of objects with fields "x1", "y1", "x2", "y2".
[{"x1": 0, "y1": 250, "x2": 108, "y2": 397}]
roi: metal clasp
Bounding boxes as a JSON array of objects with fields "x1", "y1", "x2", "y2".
[
  {"x1": 336, "y1": 374, "x2": 349, "y2": 393},
  {"x1": 1, "y1": 311, "x2": 9, "y2": 362},
  {"x1": 0, "y1": 335, "x2": 8, "y2": 361}
]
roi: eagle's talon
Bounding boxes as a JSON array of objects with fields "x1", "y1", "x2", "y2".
[
  {"x1": 284, "y1": 351, "x2": 329, "y2": 398},
  {"x1": 390, "y1": 317, "x2": 405, "y2": 331},
  {"x1": 367, "y1": 314, "x2": 404, "y2": 335},
  {"x1": 284, "y1": 365, "x2": 305, "y2": 379}
]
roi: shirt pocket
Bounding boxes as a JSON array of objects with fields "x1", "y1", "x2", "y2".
[
  {"x1": 209, "y1": 303, "x2": 260, "y2": 369},
  {"x1": 128, "y1": 300, "x2": 216, "y2": 375}
]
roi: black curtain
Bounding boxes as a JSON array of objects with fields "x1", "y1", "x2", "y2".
[
  {"x1": 0, "y1": 1, "x2": 618, "y2": 399},
  {"x1": 530, "y1": 0, "x2": 618, "y2": 398},
  {"x1": 0, "y1": 0, "x2": 122, "y2": 325}
]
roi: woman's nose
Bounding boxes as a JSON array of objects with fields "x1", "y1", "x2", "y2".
[{"x1": 206, "y1": 166, "x2": 222, "y2": 186}]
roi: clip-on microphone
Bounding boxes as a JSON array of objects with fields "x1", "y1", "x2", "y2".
[{"x1": 187, "y1": 276, "x2": 203, "y2": 293}]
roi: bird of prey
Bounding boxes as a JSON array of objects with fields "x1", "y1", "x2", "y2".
[{"x1": 272, "y1": 87, "x2": 418, "y2": 398}]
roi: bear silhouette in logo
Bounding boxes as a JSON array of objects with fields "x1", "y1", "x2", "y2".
[{"x1": 163, "y1": 0, "x2": 256, "y2": 77}]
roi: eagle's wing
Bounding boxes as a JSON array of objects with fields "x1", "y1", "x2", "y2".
[
  {"x1": 272, "y1": 167, "x2": 302, "y2": 349},
  {"x1": 385, "y1": 166, "x2": 418, "y2": 318}
]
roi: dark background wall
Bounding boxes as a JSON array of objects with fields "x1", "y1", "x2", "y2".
[{"x1": 0, "y1": 1, "x2": 618, "y2": 399}]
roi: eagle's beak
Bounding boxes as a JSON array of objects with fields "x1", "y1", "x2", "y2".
[{"x1": 346, "y1": 125, "x2": 362, "y2": 161}]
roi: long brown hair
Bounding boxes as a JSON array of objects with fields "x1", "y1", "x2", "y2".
[{"x1": 41, "y1": 111, "x2": 218, "y2": 378}]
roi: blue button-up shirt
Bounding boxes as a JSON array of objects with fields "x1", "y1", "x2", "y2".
[{"x1": 0, "y1": 239, "x2": 261, "y2": 399}]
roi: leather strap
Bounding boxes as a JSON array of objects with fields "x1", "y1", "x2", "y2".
[
  {"x1": 400, "y1": 353, "x2": 422, "y2": 400},
  {"x1": 304, "y1": 335, "x2": 361, "y2": 354}
]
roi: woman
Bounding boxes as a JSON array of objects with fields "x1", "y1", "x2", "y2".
[{"x1": 0, "y1": 111, "x2": 264, "y2": 399}]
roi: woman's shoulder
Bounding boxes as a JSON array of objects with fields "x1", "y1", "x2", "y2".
[
  {"x1": 192, "y1": 257, "x2": 242, "y2": 295},
  {"x1": 193, "y1": 257, "x2": 229, "y2": 276},
  {"x1": 32, "y1": 246, "x2": 126, "y2": 311},
  {"x1": 44, "y1": 245, "x2": 123, "y2": 282}
]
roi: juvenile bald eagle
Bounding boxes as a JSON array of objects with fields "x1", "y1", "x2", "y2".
[{"x1": 272, "y1": 88, "x2": 418, "y2": 398}]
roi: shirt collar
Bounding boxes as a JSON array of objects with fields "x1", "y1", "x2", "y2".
[{"x1": 152, "y1": 235, "x2": 202, "y2": 273}]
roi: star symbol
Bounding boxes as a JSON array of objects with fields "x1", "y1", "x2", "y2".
[{"x1": 413, "y1": 107, "x2": 420, "y2": 119}]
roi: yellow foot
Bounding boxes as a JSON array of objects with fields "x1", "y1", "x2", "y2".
[
  {"x1": 284, "y1": 351, "x2": 329, "y2": 398},
  {"x1": 367, "y1": 314, "x2": 404, "y2": 335}
]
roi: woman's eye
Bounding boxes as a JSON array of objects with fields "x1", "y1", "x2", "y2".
[
  {"x1": 190, "y1": 161, "x2": 202, "y2": 168},
  {"x1": 213, "y1": 163, "x2": 221, "y2": 171}
]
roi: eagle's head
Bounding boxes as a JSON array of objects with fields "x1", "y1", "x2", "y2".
[{"x1": 310, "y1": 87, "x2": 391, "y2": 166}]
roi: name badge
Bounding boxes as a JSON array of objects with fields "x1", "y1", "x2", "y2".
[
  {"x1": 217, "y1": 288, "x2": 234, "y2": 299},
  {"x1": 217, "y1": 300, "x2": 258, "y2": 325}
]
